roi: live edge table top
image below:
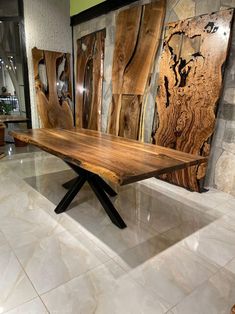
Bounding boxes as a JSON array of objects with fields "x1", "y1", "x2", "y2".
[{"x1": 10, "y1": 128, "x2": 207, "y2": 186}]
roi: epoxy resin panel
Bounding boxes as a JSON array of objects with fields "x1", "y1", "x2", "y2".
[
  {"x1": 153, "y1": 9, "x2": 234, "y2": 191},
  {"x1": 32, "y1": 48, "x2": 73, "y2": 129},
  {"x1": 76, "y1": 29, "x2": 105, "y2": 130}
]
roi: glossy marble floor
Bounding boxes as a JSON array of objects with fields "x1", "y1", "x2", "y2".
[{"x1": 0, "y1": 144, "x2": 235, "y2": 313}]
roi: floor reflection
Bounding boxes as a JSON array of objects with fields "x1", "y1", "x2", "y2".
[
  {"x1": 0, "y1": 143, "x2": 39, "y2": 157},
  {"x1": 1, "y1": 147, "x2": 235, "y2": 313},
  {"x1": 24, "y1": 169, "x2": 215, "y2": 268}
]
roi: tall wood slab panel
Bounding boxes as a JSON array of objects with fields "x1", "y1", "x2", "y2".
[
  {"x1": 108, "y1": 0, "x2": 166, "y2": 140},
  {"x1": 76, "y1": 29, "x2": 105, "y2": 130},
  {"x1": 153, "y1": 9, "x2": 234, "y2": 191},
  {"x1": 32, "y1": 48, "x2": 73, "y2": 129}
]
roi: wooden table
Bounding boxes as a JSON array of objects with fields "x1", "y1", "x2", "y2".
[
  {"x1": 0, "y1": 115, "x2": 28, "y2": 127},
  {"x1": 10, "y1": 128, "x2": 207, "y2": 229}
]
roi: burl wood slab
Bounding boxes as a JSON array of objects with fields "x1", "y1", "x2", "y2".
[
  {"x1": 231, "y1": 305, "x2": 235, "y2": 314},
  {"x1": 153, "y1": 9, "x2": 234, "y2": 192},
  {"x1": 10, "y1": 128, "x2": 206, "y2": 186},
  {"x1": 108, "y1": 0, "x2": 166, "y2": 140},
  {"x1": 76, "y1": 29, "x2": 105, "y2": 130},
  {"x1": 32, "y1": 48, "x2": 73, "y2": 129}
]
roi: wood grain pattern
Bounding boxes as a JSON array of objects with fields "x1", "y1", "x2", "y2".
[
  {"x1": 122, "y1": 1, "x2": 166, "y2": 95},
  {"x1": 111, "y1": 6, "x2": 141, "y2": 95},
  {"x1": 10, "y1": 128, "x2": 206, "y2": 186},
  {"x1": 231, "y1": 305, "x2": 235, "y2": 314},
  {"x1": 119, "y1": 95, "x2": 143, "y2": 139},
  {"x1": 153, "y1": 9, "x2": 234, "y2": 192},
  {"x1": 32, "y1": 47, "x2": 73, "y2": 129},
  {"x1": 76, "y1": 29, "x2": 105, "y2": 130},
  {"x1": 108, "y1": 0, "x2": 165, "y2": 139}
]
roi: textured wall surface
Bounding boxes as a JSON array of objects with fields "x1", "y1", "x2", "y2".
[
  {"x1": 24, "y1": 0, "x2": 72, "y2": 128},
  {"x1": 74, "y1": 0, "x2": 235, "y2": 196}
]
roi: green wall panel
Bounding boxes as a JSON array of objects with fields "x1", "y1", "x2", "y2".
[{"x1": 70, "y1": 0, "x2": 106, "y2": 16}]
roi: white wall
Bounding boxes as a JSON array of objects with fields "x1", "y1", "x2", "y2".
[{"x1": 23, "y1": 0, "x2": 72, "y2": 128}]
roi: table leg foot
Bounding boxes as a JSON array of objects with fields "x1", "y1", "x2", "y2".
[
  {"x1": 55, "y1": 176, "x2": 86, "y2": 214},
  {"x1": 88, "y1": 176, "x2": 126, "y2": 229}
]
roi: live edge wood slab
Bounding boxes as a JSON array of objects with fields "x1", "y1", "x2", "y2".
[
  {"x1": 10, "y1": 128, "x2": 206, "y2": 186},
  {"x1": 153, "y1": 9, "x2": 234, "y2": 192}
]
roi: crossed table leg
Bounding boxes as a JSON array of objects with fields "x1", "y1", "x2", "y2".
[{"x1": 55, "y1": 162, "x2": 127, "y2": 229}]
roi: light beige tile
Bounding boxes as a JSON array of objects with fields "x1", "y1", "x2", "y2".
[
  {"x1": 128, "y1": 245, "x2": 218, "y2": 309},
  {"x1": 113, "y1": 234, "x2": 173, "y2": 271},
  {"x1": 24, "y1": 169, "x2": 77, "y2": 206},
  {"x1": 225, "y1": 257, "x2": 235, "y2": 274},
  {"x1": 4, "y1": 298, "x2": 48, "y2": 314},
  {"x1": 66, "y1": 230, "x2": 110, "y2": 264},
  {"x1": 0, "y1": 231, "x2": 10, "y2": 254},
  {"x1": 212, "y1": 199, "x2": 235, "y2": 216},
  {"x1": 185, "y1": 188, "x2": 233, "y2": 208},
  {"x1": 171, "y1": 269, "x2": 235, "y2": 314},
  {"x1": 14, "y1": 230, "x2": 109, "y2": 294},
  {"x1": 182, "y1": 221, "x2": 235, "y2": 267},
  {"x1": 217, "y1": 212, "x2": 235, "y2": 230},
  {"x1": 0, "y1": 187, "x2": 64, "y2": 249},
  {"x1": 60, "y1": 195, "x2": 156, "y2": 258},
  {"x1": 0, "y1": 250, "x2": 37, "y2": 313},
  {"x1": 2, "y1": 150, "x2": 48, "y2": 162},
  {"x1": 159, "y1": 214, "x2": 213, "y2": 246},
  {"x1": 2, "y1": 146, "x2": 235, "y2": 314},
  {"x1": 92, "y1": 219, "x2": 156, "y2": 257},
  {"x1": 138, "y1": 195, "x2": 213, "y2": 234},
  {"x1": 135, "y1": 179, "x2": 223, "y2": 219},
  {"x1": 42, "y1": 261, "x2": 168, "y2": 314}
]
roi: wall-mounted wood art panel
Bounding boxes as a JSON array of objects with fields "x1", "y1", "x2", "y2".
[
  {"x1": 108, "y1": 0, "x2": 166, "y2": 140},
  {"x1": 153, "y1": 9, "x2": 234, "y2": 191},
  {"x1": 76, "y1": 29, "x2": 105, "y2": 130},
  {"x1": 32, "y1": 47, "x2": 73, "y2": 129}
]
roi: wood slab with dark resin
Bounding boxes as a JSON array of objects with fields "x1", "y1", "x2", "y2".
[
  {"x1": 10, "y1": 128, "x2": 207, "y2": 186},
  {"x1": 76, "y1": 30, "x2": 105, "y2": 130},
  {"x1": 108, "y1": 0, "x2": 165, "y2": 140},
  {"x1": 153, "y1": 9, "x2": 234, "y2": 192},
  {"x1": 32, "y1": 47, "x2": 73, "y2": 129}
]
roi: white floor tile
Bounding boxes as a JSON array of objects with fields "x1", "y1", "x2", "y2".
[
  {"x1": 170, "y1": 269, "x2": 235, "y2": 314},
  {"x1": 0, "y1": 250, "x2": 37, "y2": 313},
  {"x1": 182, "y1": 221, "x2": 235, "y2": 267},
  {"x1": 14, "y1": 230, "x2": 109, "y2": 294},
  {"x1": 42, "y1": 261, "x2": 168, "y2": 314},
  {"x1": 3, "y1": 298, "x2": 48, "y2": 314},
  {"x1": 127, "y1": 245, "x2": 218, "y2": 309},
  {"x1": 1, "y1": 148, "x2": 235, "y2": 313}
]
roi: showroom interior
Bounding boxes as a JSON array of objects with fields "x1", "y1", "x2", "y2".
[{"x1": 0, "y1": 0, "x2": 235, "y2": 313}]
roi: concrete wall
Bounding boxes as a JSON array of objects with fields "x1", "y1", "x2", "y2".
[
  {"x1": 73, "y1": 0, "x2": 235, "y2": 196},
  {"x1": 23, "y1": 0, "x2": 72, "y2": 128}
]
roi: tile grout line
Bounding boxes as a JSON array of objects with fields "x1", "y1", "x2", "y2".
[
  {"x1": 0, "y1": 239, "x2": 46, "y2": 314},
  {"x1": 2, "y1": 151, "x2": 235, "y2": 312},
  {"x1": 38, "y1": 258, "x2": 121, "y2": 298},
  {"x1": 164, "y1": 253, "x2": 235, "y2": 313},
  {"x1": 3, "y1": 232, "x2": 111, "y2": 313}
]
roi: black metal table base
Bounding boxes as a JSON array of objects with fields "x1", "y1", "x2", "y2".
[{"x1": 55, "y1": 162, "x2": 126, "y2": 229}]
